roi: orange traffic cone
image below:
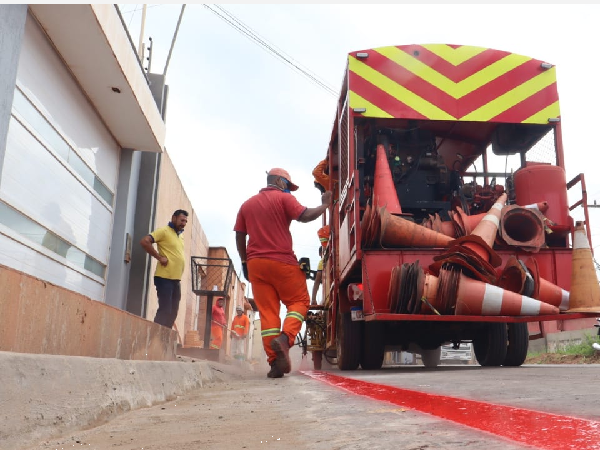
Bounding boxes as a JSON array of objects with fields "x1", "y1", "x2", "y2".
[
  {"x1": 455, "y1": 274, "x2": 559, "y2": 316},
  {"x1": 498, "y1": 256, "x2": 532, "y2": 296},
  {"x1": 453, "y1": 206, "x2": 487, "y2": 236},
  {"x1": 373, "y1": 144, "x2": 402, "y2": 214},
  {"x1": 567, "y1": 222, "x2": 600, "y2": 313},
  {"x1": 523, "y1": 257, "x2": 570, "y2": 311},
  {"x1": 500, "y1": 205, "x2": 546, "y2": 252},
  {"x1": 379, "y1": 207, "x2": 452, "y2": 248},
  {"x1": 460, "y1": 193, "x2": 506, "y2": 266},
  {"x1": 523, "y1": 201, "x2": 549, "y2": 214}
]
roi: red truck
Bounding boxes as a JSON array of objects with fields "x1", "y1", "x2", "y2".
[{"x1": 306, "y1": 43, "x2": 600, "y2": 370}]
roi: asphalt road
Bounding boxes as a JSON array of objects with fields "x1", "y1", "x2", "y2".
[{"x1": 22, "y1": 362, "x2": 600, "y2": 450}]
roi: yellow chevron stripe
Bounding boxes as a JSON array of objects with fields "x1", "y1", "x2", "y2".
[
  {"x1": 522, "y1": 101, "x2": 561, "y2": 124},
  {"x1": 349, "y1": 91, "x2": 393, "y2": 118},
  {"x1": 422, "y1": 44, "x2": 487, "y2": 66},
  {"x1": 349, "y1": 56, "x2": 455, "y2": 120},
  {"x1": 460, "y1": 67, "x2": 557, "y2": 121},
  {"x1": 376, "y1": 47, "x2": 531, "y2": 99}
]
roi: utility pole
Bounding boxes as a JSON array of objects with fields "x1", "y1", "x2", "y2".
[{"x1": 137, "y1": 4, "x2": 147, "y2": 59}]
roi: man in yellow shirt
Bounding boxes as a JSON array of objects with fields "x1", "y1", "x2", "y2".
[{"x1": 140, "y1": 209, "x2": 188, "y2": 328}]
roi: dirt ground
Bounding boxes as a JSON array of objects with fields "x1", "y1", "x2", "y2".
[{"x1": 525, "y1": 352, "x2": 600, "y2": 364}]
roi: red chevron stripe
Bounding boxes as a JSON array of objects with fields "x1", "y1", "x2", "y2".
[
  {"x1": 488, "y1": 83, "x2": 559, "y2": 123},
  {"x1": 457, "y1": 59, "x2": 551, "y2": 117},
  {"x1": 359, "y1": 51, "x2": 457, "y2": 116},
  {"x1": 394, "y1": 45, "x2": 512, "y2": 83},
  {"x1": 349, "y1": 73, "x2": 428, "y2": 120}
]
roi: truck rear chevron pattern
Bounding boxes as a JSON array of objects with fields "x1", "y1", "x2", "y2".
[{"x1": 348, "y1": 44, "x2": 560, "y2": 123}]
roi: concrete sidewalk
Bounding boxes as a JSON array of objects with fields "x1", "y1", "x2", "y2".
[{"x1": 1, "y1": 351, "x2": 253, "y2": 450}]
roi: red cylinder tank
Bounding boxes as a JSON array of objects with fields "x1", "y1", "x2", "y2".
[{"x1": 513, "y1": 163, "x2": 571, "y2": 235}]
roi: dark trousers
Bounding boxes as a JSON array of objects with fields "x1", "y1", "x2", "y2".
[{"x1": 153, "y1": 276, "x2": 181, "y2": 328}]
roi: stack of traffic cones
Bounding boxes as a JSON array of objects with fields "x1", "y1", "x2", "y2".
[
  {"x1": 373, "y1": 144, "x2": 402, "y2": 215},
  {"x1": 457, "y1": 192, "x2": 506, "y2": 267},
  {"x1": 567, "y1": 222, "x2": 600, "y2": 313},
  {"x1": 388, "y1": 262, "x2": 559, "y2": 317}
]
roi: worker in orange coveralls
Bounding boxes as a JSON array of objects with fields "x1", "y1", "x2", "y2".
[
  {"x1": 234, "y1": 168, "x2": 332, "y2": 378},
  {"x1": 230, "y1": 305, "x2": 250, "y2": 360},
  {"x1": 210, "y1": 297, "x2": 226, "y2": 349},
  {"x1": 312, "y1": 158, "x2": 330, "y2": 194}
]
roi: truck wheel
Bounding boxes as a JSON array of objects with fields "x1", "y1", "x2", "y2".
[
  {"x1": 312, "y1": 351, "x2": 323, "y2": 370},
  {"x1": 336, "y1": 312, "x2": 362, "y2": 370},
  {"x1": 421, "y1": 347, "x2": 441, "y2": 368},
  {"x1": 474, "y1": 323, "x2": 508, "y2": 366},
  {"x1": 360, "y1": 322, "x2": 385, "y2": 370},
  {"x1": 503, "y1": 323, "x2": 529, "y2": 366}
]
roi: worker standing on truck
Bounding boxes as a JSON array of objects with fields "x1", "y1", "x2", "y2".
[
  {"x1": 311, "y1": 246, "x2": 323, "y2": 306},
  {"x1": 234, "y1": 168, "x2": 332, "y2": 378},
  {"x1": 312, "y1": 158, "x2": 330, "y2": 194}
]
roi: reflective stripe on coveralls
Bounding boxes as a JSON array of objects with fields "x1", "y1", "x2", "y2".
[{"x1": 248, "y1": 258, "x2": 309, "y2": 365}]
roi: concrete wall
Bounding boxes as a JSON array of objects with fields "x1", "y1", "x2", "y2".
[{"x1": 0, "y1": 264, "x2": 177, "y2": 360}]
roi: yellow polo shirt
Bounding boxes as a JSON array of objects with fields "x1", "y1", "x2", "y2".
[{"x1": 151, "y1": 225, "x2": 185, "y2": 280}]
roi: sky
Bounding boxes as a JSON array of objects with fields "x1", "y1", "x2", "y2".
[{"x1": 117, "y1": 3, "x2": 600, "y2": 301}]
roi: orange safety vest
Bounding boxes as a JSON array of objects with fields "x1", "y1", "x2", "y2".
[{"x1": 232, "y1": 314, "x2": 250, "y2": 337}]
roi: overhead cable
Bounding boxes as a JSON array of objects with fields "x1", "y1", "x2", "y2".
[{"x1": 203, "y1": 4, "x2": 337, "y2": 97}]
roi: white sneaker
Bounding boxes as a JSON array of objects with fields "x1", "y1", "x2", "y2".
[{"x1": 592, "y1": 342, "x2": 600, "y2": 351}]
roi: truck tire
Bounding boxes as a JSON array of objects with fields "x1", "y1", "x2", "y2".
[
  {"x1": 474, "y1": 323, "x2": 508, "y2": 366},
  {"x1": 421, "y1": 347, "x2": 441, "y2": 368},
  {"x1": 360, "y1": 322, "x2": 385, "y2": 370},
  {"x1": 503, "y1": 322, "x2": 529, "y2": 366},
  {"x1": 336, "y1": 312, "x2": 362, "y2": 370}
]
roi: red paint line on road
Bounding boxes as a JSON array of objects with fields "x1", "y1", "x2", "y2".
[{"x1": 302, "y1": 371, "x2": 600, "y2": 450}]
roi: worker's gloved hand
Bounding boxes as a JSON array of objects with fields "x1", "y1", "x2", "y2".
[{"x1": 242, "y1": 262, "x2": 249, "y2": 281}]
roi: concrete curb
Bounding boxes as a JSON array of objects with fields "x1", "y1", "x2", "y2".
[{"x1": 0, "y1": 351, "x2": 244, "y2": 450}]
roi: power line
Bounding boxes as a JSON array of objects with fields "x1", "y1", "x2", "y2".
[
  {"x1": 121, "y1": 4, "x2": 162, "y2": 15},
  {"x1": 127, "y1": 4, "x2": 140, "y2": 28},
  {"x1": 203, "y1": 4, "x2": 337, "y2": 97},
  {"x1": 213, "y1": 4, "x2": 336, "y2": 94}
]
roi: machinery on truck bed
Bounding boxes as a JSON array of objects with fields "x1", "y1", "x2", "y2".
[{"x1": 303, "y1": 44, "x2": 600, "y2": 370}]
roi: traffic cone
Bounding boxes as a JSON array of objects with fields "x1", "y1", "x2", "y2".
[
  {"x1": 567, "y1": 222, "x2": 600, "y2": 313},
  {"x1": 523, "y1": 201, "x2": 549, "y2": 214},
  {"x1": 373, "y1": 144, "x2": 402, "y2": 214},
  {"x1": 422, "y1": 213, "x2": 459, "y2": 237},
  {"x1": 500, "y1": 205, "x2": 545, "y2": 252},
  {"x1": 459, "y1": 193, "x2": 506, "y2": 266},
  {"x1": 498, "y1": 256, "x2": 531, "y2": 296},
  {"x1": 523, "y1": 257, "x2": 570, "y2": 311},
  {"x1": 380, "y1": 207, "x2": 452, "y2": 248},
  {"x1": 455, "y1": 274, "x2": 559, "y2": 316},
  {"x1": 452, "y1": 206, "x2": 487, "y2": 236}
]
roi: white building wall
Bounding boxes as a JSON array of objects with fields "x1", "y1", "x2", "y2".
[{"x1": 0, "y1": 13, "x2": 120, "y2": 301}]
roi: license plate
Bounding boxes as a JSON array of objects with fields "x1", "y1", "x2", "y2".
[{"x1": 351, "y1": 309, "x2": 364, "y2": 321}]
